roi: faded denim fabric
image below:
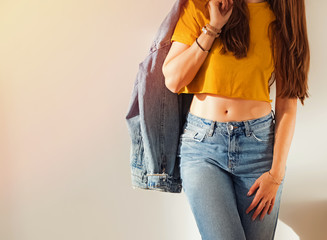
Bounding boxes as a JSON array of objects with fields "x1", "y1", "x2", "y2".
[
  {"x1": 178, "y1": 110, "x2": 287, "y2": 239},
  {"x1": 125, "y1": 0, "x2": 192, "y2": 193}
]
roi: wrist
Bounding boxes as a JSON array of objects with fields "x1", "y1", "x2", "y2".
[
  {"x1": 268, "y1": 171, "x2": 282, "y2": 185},
  {"x1": 202, "y1": 26, "x2": 220, "y2": 39},
  {"x1": 269, "y1": 168, "x2": 285, "y2": 181},
  {"x1": 209, "y1": 22, "x2": 223, "y2": 31}
]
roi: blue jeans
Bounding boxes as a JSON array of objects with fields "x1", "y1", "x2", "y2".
[{"x1": 177, "y1": 110, "x2": 286, "y2": 240}]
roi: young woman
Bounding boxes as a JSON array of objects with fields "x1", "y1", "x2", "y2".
[{"x1": 162, "y1": 0, "x2": 310, "y2": 239}]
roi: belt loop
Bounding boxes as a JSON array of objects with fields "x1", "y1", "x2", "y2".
[
  {"x1": 243, "y1": 120, "x2": 251, "y2": 137},
  {"x1": 207, "y1": 121, "x2": 215, "y2": 137}
]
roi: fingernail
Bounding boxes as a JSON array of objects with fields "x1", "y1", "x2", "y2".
[
  {"x1": 247, "y1": 192, "x2": 250, "y2": 196},
  {"x1": 252, "y1": 218, "x2": 255, "y2": 221}
]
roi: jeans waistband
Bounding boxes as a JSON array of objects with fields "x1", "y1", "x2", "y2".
[{"x1": 185, "y1": 109, "x2": 275, "y2": 137}]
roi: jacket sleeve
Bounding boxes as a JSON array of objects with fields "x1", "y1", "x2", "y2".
[{"x1": 170, "y1": 0, "x2": 201, "y2": 46}]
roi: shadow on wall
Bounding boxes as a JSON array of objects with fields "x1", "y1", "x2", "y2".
[{"x1": 279, "y1": 200, "x2": 327, "y2": 240}]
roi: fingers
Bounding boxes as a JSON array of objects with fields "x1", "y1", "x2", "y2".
[
  {"x1": 259, "y1": 201, "x2": 271, "y2": 220},
  {"x1": 213, "y1": 0, "x2": 225, "y2": 11},
  {"x1": 222, "y1": 0, "x2": 233, "y2": 10},
  {"x1": 221, "y1": 0, "x2": 233, "y2": 17},
  {"x1": 222, "y1": 0, "x2": 228, "y2": 11},
  {"x1": 209, "y1": 0, "x2": 232, "y2": 13},
  {"x1": 228, "y1": 0, "x2": 233, "y2": 11},
  {"x1": 247, "y1": 198, "x2": 275, "y2": 221},
  {"x1": 223, "y1": 0, "x2": 227, "y2": 10},
  {"x1": 268, "y1": 197, "x2": 276, "y2": 215},
  {"x1": 209, "y1": 0, "x2": 220, "y2": 8},
  {"x1": 246, "y1": 193, "x2": 276, "y2": 221},
  {"x1": 246, "y1": 190, "x2": 261, "y2": 214},
  {"x1": 247, "y1": 179, "x2": 260, "y2": 196},
  {"x1": 208, "y1": 0, "x2": 233, "y2": 27},
  {"x1": 245, "y1": 172, "x2": 280, "y2": 221},
  {"x1": 252, "y1": 199, "x2": 269, "y2": 221}
]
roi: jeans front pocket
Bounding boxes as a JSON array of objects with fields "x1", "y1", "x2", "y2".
[
  {"x1": 250, "y1": 123, "x2": 275, "y2": 143},
  {"x1": 180, "y1": 124, "x2": 207, "y2": 143}
]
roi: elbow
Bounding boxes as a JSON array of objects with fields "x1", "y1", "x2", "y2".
[
  {"x1": 164, "y1": 78, "x2": 179, "y2": 93},
  {"x1": 275, "y1": 97, "x2": 297, "y2": 121},
  {"x1": 162, "y1": 65, "x2": 179, "y2": 93}
]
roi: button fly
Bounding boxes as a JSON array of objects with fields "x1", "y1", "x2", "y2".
[{"x1": 228, "y1": 124, "x2": 238, "y2": 131}]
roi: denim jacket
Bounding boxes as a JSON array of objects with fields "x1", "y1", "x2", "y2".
[{"x1": 125, "y1": 0, "x2": 193, "y2": 193}]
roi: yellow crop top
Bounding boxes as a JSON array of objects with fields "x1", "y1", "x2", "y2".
[{"x1": 170, "y1": 0, "x2": 276, "y2": 103}]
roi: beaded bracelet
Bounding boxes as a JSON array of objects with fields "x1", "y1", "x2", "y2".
[
  {"x1": 206, "y1": 23, "x2": 222, "y2": 34},
  {"x1": 202, "y1": 25, "x2": 220, "y2": 38},
  {"x1": 202, "y1": 23, "x2": 222, "y2": 38}
]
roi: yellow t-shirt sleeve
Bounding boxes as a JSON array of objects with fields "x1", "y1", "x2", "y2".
[{"x1": 171, "y1": 0, "x2": 201, "y2": 46}]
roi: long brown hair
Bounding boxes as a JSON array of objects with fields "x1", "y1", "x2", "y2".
[{"x1": 206, "y1": 0, "x2": 310, "y2": 105}]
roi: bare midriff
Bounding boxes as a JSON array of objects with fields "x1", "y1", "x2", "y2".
[{"x1": 189, "y1": 93, "x2": 272, "y2": 122}]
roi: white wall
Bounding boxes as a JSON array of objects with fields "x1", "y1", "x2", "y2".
[{"x1": 0, "y1": 0, "x2": 326, "y2": 239}]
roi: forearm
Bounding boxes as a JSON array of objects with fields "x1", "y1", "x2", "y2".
[
  {"x1": 270, "y1": 98, "x2": 297, "y2": 180},
  {"x1": 163, "y1": 31, "x2": 216, "y2": 93}
]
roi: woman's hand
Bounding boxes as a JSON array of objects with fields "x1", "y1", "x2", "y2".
[
  {"x1": 245, "y1": 171, "x2": 282, "y2": 221},
  {"x1": 207, "y1": 0, "x2": 234, "y2": 30}
]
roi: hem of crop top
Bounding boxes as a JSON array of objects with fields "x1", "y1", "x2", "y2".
[{"x1": 177, "y1": 91, "x2": 273, "y2": 103}]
